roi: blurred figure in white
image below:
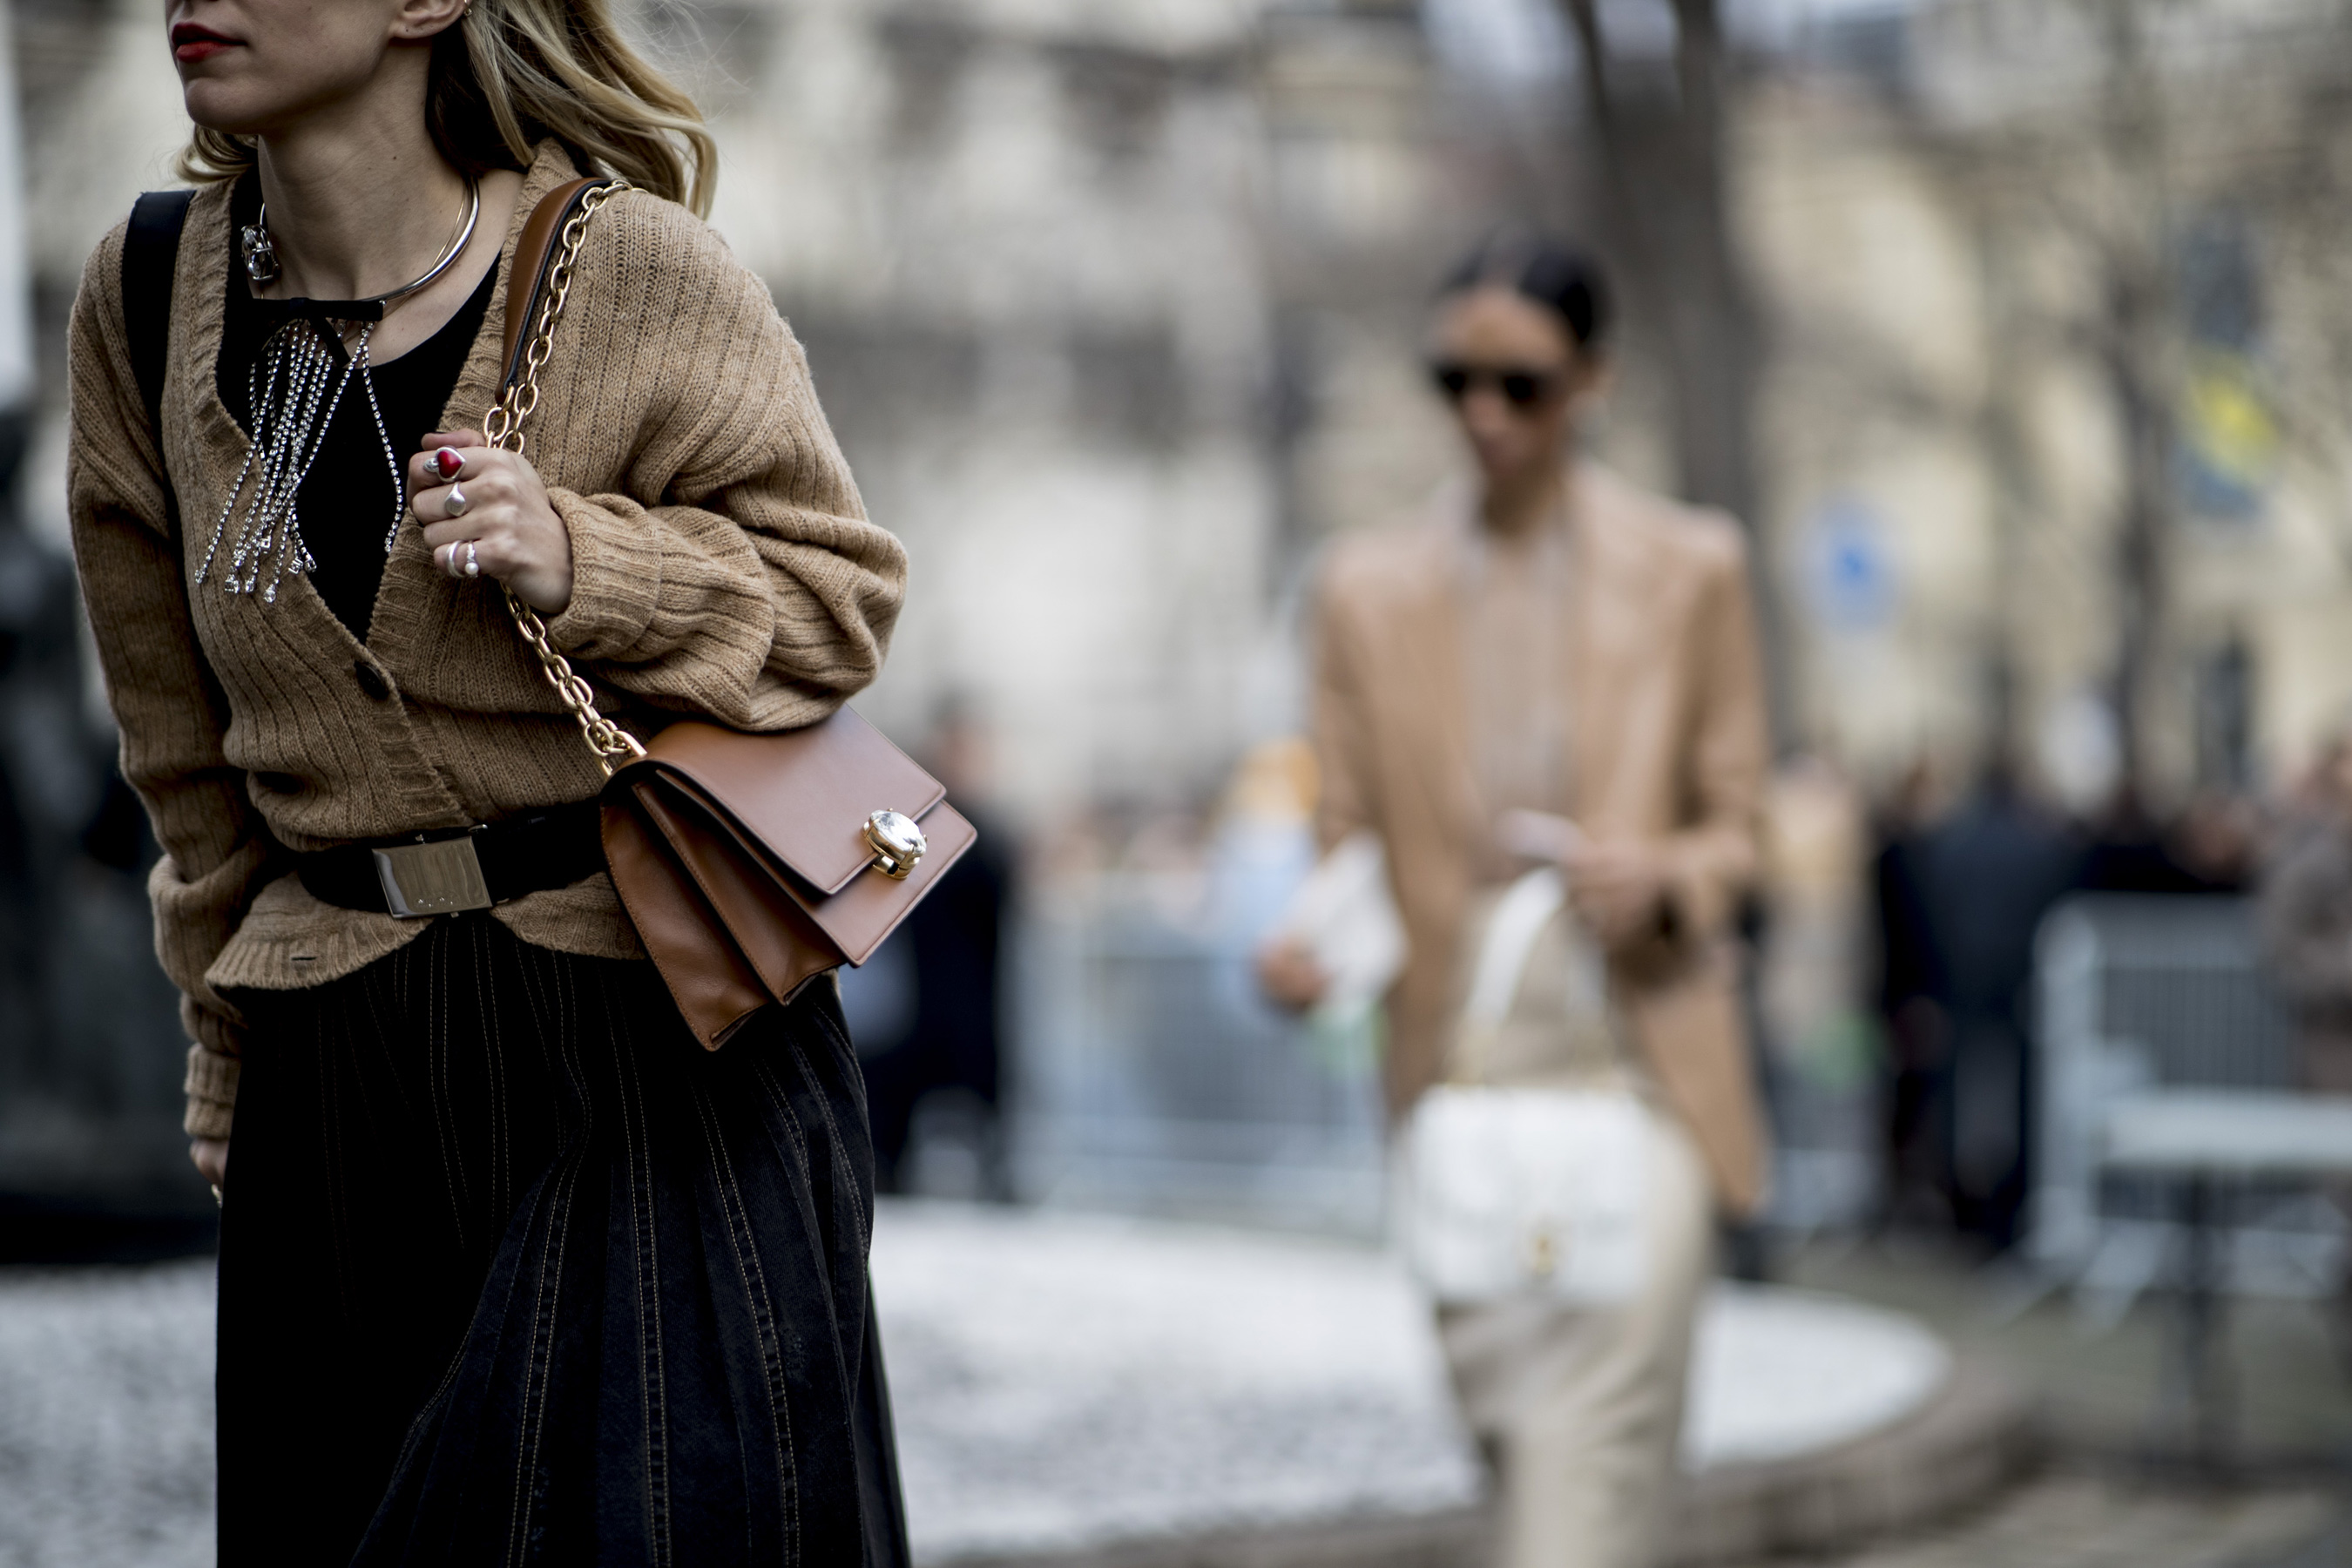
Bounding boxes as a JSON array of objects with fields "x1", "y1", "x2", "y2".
[{"x1": 1259, "y1": 232, "x2": 1770, "y2": 1568}]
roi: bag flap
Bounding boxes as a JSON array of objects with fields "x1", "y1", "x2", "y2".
[
  {"x1": 626, "y1": 781, "x2": 842, "y2": 1003},
  {"x1": 599, "y1": 800, "x2": 772, "y2": 1048},
  {"x1": 629, "y1": 709, "x2": 949, "y2": 898},
  {"x1": 636, "y1": 765, "x2": 977, "y2": 969},
  {"x1": 815, "y1": 800, "x2": 977, "y2": 966}
]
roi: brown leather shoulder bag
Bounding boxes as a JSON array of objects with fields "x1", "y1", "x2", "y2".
[{"x1": 489, "y1": 178, "x2": 976, "y2": 1048}]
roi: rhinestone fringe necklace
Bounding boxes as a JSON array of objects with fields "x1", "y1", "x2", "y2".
[{"x1": 196, "y1": 180, "x2": 481, "y2": 604}]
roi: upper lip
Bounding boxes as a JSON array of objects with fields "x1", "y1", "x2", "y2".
[{"x1": 171, "y1": 24, "x2": 238, "y2": 47}]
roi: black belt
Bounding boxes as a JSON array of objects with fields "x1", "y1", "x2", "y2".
[{"x1": 297, "y1": 800, "x2": 606, "y2": 917}]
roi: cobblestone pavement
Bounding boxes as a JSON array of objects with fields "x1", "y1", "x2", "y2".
[
  {"x1": 1775, "y1": 1237, "x2": 2352, "y2": 1463},
  {"x1": 0, "y1": 1223, "x2": 2346, "y2": 1568},
  {"x1": 1768, "y1": 1475, "x2": 2340, "y2": 1568},
  {"x1": 0, "y1": 1260, "x2": 213, "y2": 1568},
  {"x1": 868, "y1": 1202, "x2": 1479, "y2": 1560},
  {"x1": 1741, "y1": 1236, "x2": 2352, "y2": 1568}
]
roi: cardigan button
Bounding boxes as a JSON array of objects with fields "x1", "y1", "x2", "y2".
[{"x1": 353, "y1": 660, "x2": 392, "y2": 701}]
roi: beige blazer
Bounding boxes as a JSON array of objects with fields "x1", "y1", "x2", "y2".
[{"x1": 1311, "y1": 463, "x2": 1772, "y2": 1213}]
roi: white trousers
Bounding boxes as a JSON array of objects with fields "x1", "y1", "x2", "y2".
[{"x1": 1435, "y1": 1106, "x2": 1713, "y2": 1568}]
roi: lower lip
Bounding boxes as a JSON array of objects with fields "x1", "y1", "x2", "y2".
[{"x1": 173, "y1": 40, "x2": 234, "y2": 63}]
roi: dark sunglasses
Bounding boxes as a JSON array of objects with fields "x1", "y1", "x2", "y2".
[{"x1": 1429, "y1": 362, "x2": 1563, "y2": 409}]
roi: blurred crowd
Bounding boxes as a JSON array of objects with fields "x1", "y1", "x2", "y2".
[{"x1": 1863, "y1": 735, "x2": 2352, "y2": 1251}]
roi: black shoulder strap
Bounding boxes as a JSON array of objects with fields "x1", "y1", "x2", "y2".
[
  {"x1": 115, "y1": 191, "x2": 239, "y2": 758},
  {"x1": 122, "y1": 190, "x2": 197, "y2": 437}
]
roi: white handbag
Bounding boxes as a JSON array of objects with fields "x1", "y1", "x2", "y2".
[{"x1": 1396, "y1": 866, "x2": 1652, "y2": 1305}]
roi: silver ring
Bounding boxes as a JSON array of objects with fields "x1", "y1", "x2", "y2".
[
  {"x1": 463, "y1": 541, "x2": 480, "y2": 580},
  {"x1": 444, "y1": 483, "x2": 470, "y2": 520}
]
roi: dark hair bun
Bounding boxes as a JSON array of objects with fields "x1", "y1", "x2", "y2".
[{"x1": 1438, "y1": 228, "x2": 1612, "y2": 349}]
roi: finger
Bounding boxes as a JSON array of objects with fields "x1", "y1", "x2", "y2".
[
  {"x1": 1571, "y1": 889, "x2": 1635, "y2": 928},
  {"x1": 420, "y1": 510, "x2": 507, "y2": 551},
  {"x1": 412, "y1": 443, "x2": 510, "y2": 490},
  {"x1": 465, "y1": 532, "x2": 517, "y2": 578},
  {"x1": 412, "y1": 483, "x2": 474, "y2": 525},
  {"x1": 411, "y1": 433, "x2": 488, "y2": 486},
  {"x1": 412, "y1": 472, "x2": 502, "y2": 527},
  {"x1": 1563, "y1": 848, "x2": 1638, "y2": 884},
  {"x1": 410, "y1": 449, "x2": 467, "y2": 489},
  {"x1": 434, "y1": 540, "x2": 489, "y2": 579},
  {"x1": 435, "y1": 533, "x2": 519, "y2": 581}
]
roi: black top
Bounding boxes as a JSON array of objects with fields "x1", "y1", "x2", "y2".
[{"x1": 219, "y1": 174, "x2": 497, "y2": 641}]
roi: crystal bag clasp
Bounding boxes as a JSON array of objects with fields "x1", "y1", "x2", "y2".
[
  {"x1": 863, "y1": 810, "x2": 927, "y2": 881},
  {"x1": 373, "y1": 833, "x2": 494, "y2": 917}
]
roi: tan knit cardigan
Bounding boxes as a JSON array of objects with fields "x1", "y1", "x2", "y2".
[{"x1": 67, "y1": 145, "x2": 905, "y2": 1139}]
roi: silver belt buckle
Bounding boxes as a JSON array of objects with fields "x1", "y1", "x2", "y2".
[{"x1": 372, "y1": 834, "x2": 494, "y2": 918}]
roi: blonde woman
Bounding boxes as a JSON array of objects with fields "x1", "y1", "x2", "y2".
[{"x1": 71, "y1": 1, "x2": 907, "y2": 1558}]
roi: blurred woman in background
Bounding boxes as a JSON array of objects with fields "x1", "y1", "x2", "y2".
[
  {"x1": 1261, "y1": 233, "x2": 1770, "y2": 1567},
  {"x1": 71, "y1": 0, "x2": 907, "y2": 1559}
]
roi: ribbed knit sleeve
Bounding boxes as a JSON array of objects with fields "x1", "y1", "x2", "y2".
[
  {"x1": 67, "y1": 221, "x2": 274, "y2": 1140},
  {"x1": 535, "y1": 195, "x2": 903, "y2": 729}
]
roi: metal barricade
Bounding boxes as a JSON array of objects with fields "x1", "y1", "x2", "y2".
[
  {"x1": 2031, "y1": 893, "x2": 2343, "y2": 1310},
  {"x1": 1014, "y1": 870, "x2": 1389, "y2": 1234}
]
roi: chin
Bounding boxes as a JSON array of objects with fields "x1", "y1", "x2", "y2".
[
  {"x1": 180, "y1": 81, "x2": 275, "y2": 139},
  {"x1": 1474, "y1": 451, "x2": 1532, "y2": 484}
]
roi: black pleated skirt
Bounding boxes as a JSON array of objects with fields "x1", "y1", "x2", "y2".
[{"x1": 217, "y1": 916, "x2": 909, "y2": 1566}]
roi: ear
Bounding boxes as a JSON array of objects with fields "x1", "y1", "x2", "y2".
[{"x1": 392, "y1": 0, "x2": 470, "y2": 44}]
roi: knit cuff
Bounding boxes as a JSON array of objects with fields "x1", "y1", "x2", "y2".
[
  {"x1": 182, "y1": 1044, "x2": 240, "y2": 1141},
  {"x1": 544, "y1": 490, "x2": 664, "y2": 661}
]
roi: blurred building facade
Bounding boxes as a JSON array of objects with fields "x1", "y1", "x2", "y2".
[
  {"x1": 1747, "y1": 0, "x2": 2352, "y2": 808},
  {"x1": 65, "y1": 0, "x2": 2352, "y2": 839},
  {"x1": 17, "y1": 0, "x2": 2352, "y2": 1227},
  {"x1": 665, "y1": 0, "x2": 1469, "y2": 835}
]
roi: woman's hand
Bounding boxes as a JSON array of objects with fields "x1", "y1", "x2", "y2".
[
  {"x1": 1562, "y1": 840, "x2": 1670, "y2": 949},
  {"x1": 1494, "y1": 810, "x2": 1670, "y2": 948},
  {"x1": 409, "y1": 431, "x2": 574, "y2": 615},
  {"x1": 1497, "y1": 808, "x2": 1582, "y2": 865},
  {"x1": 1255, "y1": 936, "x2": 1331, "y2": 1012},
  {"x1": 190, "y1": 1137, "x2": 228, "y2": 1193}
]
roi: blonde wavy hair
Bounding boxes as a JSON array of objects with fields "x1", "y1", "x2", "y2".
[{"x1": 177, "y1": 0, "x2": 717, "y2": 217}]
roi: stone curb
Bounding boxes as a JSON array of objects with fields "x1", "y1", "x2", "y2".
[
  {"x1": 1670, "y1": 1348, "x2": 2038, "y2": 1563},
  {"x1": 944, "y1": 1350, "x2": 2036, "y2": 1568}
]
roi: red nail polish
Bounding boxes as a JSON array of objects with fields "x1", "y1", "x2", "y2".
[{"x1": 433, "y1": 447, "x2": 464, "y2": 480}]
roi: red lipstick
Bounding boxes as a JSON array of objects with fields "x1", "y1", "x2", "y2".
[{"x1": 171, "y1": 24, "x2": 239, "y2": 64}]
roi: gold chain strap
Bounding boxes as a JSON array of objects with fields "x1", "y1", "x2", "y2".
[{"x1": 482, "y1": 180, "x2": 645, "y2": 778}]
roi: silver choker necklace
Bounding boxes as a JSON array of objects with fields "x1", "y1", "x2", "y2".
[
  {"x1": 199, "y1": 180, "x2": 482, "y2": 603},
  {"x1": 235, "y1": 181, "x2": 481, "y2": 306}
]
